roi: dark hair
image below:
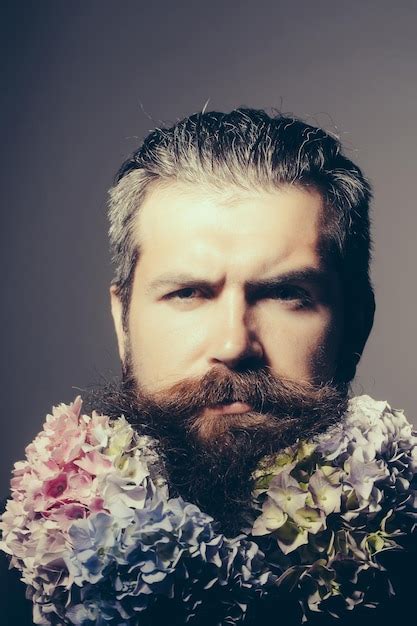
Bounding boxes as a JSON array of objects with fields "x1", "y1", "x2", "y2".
[{"x1": 108, "y1": 108, "x2": 375, "y2": 385}]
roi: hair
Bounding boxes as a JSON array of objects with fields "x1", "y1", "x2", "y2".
[{"x1": 107, "y1": 107, "x2": 375, "y2": 385}]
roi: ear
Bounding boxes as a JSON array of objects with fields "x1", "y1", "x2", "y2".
[{"x1": 110, "y1": 285, "x2": 127, "y2": 363}]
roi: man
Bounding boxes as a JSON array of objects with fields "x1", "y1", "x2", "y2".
[
  {"x1": 99, "y1": 108, "x2": 414, "y2": 623},
  {"x1": 105, "y1": 107, "x2": 374, "y2": 534},
  {"x1": 1, "y1": 108, "x2": 415, "y2": 625}
]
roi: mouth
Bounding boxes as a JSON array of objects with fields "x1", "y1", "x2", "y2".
[{"x1": 202, "y1": 402, "x2": 252, "y2": 416}]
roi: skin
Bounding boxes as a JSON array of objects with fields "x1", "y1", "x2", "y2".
[{"x1": 110, "y1": 182, "x2": 344, "y2": 404}]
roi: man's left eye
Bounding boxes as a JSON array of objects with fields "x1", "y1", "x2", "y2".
[{"x1": 265, "y1": 286, "x2": 313, "y2": 307}]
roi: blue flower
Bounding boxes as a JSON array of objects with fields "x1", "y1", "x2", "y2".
[{"x1": 67, "y1": 513, "x2": 121, "y2": 585}]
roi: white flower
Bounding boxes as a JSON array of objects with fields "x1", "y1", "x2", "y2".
[
  {"x1": 308, "y1": 467, "x2": 343, "y2": 516},
  {"x1": 343, "y1": 449, "x2": 388, "y2": 501},
  {"x1": 252, "y1": 499, "x2": 288, "y2": 535},
  {"x1": 267, "y1": 471, "x2": 308, "y2": 517}
]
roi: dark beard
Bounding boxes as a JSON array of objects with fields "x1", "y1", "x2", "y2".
[{"x1": 83, "y1": 368, "x2": 348, "y2": 536}]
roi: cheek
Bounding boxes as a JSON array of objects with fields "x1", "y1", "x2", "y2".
[
  {"x1": 127, "y1": 302, "x2": 208, "y2": 381},
  {"x1": 261, "y1": 308, "x2": 341, "y2": 377}
]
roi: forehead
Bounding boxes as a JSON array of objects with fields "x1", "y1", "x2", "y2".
[{"x1": 134, "y1": 181, "x2": 326, "y2": 277}]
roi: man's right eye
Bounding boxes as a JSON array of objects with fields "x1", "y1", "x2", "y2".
[
  {"x1": 171, "y1": 287, "x2": 198, "y2": 300},
  {"x1": 165, "y1": 288, "x2": 202, "y2": 300}
]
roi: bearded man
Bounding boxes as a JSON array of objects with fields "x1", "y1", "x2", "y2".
[
  {"x1": 103, "y1": 108, "x2": 372, "y2": 536},
  {"x1": 1, "y1": 109, "x2": 416, "y2": 625}
]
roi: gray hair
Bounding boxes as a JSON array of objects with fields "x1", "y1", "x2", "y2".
[{"x1": 108, "y1": 108, "x2": 375, "y2": 384}]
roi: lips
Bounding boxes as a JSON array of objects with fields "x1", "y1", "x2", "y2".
[{"x1": 203, "y1": 402, "x2": 252, "y2": 416}]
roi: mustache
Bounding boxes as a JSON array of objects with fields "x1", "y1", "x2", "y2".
[
  {"x1": 129, "y1": 367, "x2": 346, "y2": 419},
  {"x1": 117, "y1": 367, "x2": 349, "y2": 449},
  {"x1": 83, "y1": 366, "x2": 348, "y2": 452}
]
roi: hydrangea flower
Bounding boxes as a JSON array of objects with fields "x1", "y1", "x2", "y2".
[{"x1": 1, "y1": 394, "x2": 417, "y2": 624}]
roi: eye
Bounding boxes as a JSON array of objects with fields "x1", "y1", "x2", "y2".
[
  {"x1": 163, "y1": 287, "x2": 209, "y2": 302},
  {"x1": 169, "y1": 287, "x2": 200, "y2": 300},
  {"x1": 265, "y1": 285, "x2": 313, "y2": 308}
]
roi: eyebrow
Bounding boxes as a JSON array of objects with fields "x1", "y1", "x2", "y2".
[
  {"x1": 246, "y1": 268, "x2": 331, "y2": 292},
  {"x1": 146, "y1": 267, "x2": 331, "y2": 295},
  {"x1": 146, "y1": 274, "x2": 218, "y2": 295}
]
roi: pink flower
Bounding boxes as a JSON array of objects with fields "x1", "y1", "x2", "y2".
[
  {"x1": 46, "y1": 503, "x2": 88, "y2": 532},
  {"x1": 66, "y1": 469, "x2": 94, "y2": 502},
  {"x1": 49, "y1": 430, "x2": 86, "y2": 465},
  {"x1": 24, "y1": 398, "x2": 86, "y2": 475},
  {"x1": 30, "y1": 472, "x2": 70, "y2": 511},
  {"x1": 85, "y1": 413, "x2": 111, "y2": 449},
  {"x1": 44, "y1": 473, "x2": 68, "y2": 499},
  {"x1": 74, "y1": 450, "x2": 113, "y2": 476},
  {"x1": 0, "y1": 396, "x2": 147, "y2": 595}
]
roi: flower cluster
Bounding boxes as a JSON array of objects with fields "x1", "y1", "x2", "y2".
[
  {"x1": 0, "y1": 397, "x2": 269, "y2": 625},
  {"x1": 1, "y1": 394, "x2": 417, "y2": 624},
  {"x1": 251, "y1": 395, "x2": 417, "y2": 616}
]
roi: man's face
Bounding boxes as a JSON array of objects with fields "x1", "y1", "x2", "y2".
[
  {"x1": 111, "y1": 181, "x2": 344, "y2": 400},
  {"x1": 109, "y1": 181, "x2": 346, "y2": 531}
]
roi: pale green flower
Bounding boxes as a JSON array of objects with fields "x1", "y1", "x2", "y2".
[
  {"x1": 253, "y1": 453, "x2": 296, "y2": 491},
  {"x1": 273, "y1": 518, "x2": 309, "y2": 554},
  {"x1": 268, "y1": 471, "x2": 308, "y2": 517},
  {"x1": 294, "y1": 441, "x2": 317, "y2": 462},
  {"x1": 343, "y1": 450, "x2": 388, "y2": 501},
  {"x1": 366, "y1": 531, "x2": 386, "y2": 553},
  {"x1": 251, "y1": 499, "x2": 288, "y2": 535},
  {"x1": 308, "y1": 468, "x2": 342, "y2": 516},
  {"x1": 105, "y1": 416, "x2": 134, "y2": 458},
  {"x1": 291, "y1": 506, "x2": 325, "y2": 535}
]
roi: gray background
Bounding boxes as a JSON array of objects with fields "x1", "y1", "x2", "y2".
[{"x1": 1, "y1": 0, "x2": 416, "y2": 495}]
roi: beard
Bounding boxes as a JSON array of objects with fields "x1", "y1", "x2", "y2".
[{"x1": 84, "y1": 365, "x2": 349, "y2": 536}]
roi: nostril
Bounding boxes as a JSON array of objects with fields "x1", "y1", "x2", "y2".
[
  {"x1": 231, "y1": 354, "x2": 265, "y2": 373},
  {"x1": 210, "y1": 331, "x2": 265, "y2": 370}
]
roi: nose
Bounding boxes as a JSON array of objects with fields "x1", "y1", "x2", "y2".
[{"x1": 208, "y1": 288, "x2": 264, "y2": 370}]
